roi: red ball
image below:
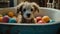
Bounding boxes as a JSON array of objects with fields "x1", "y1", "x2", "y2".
[
  {"x1": 37, "y1": 20, "x2": 46, "y2": 24},
  {"x1": 3, "y1": 15, "x2": 9, "y2": 23},
  {"x1": 36, "y1": 17, "x2": 42, "y2": 22}
]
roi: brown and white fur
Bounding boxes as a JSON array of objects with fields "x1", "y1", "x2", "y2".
[{"x1": 16, "y1": 1, "x2": 40, "y2": 23}]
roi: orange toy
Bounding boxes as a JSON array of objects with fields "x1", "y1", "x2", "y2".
[
  {"x1": 42, "y1": 16, "x2": 50, "y2": 23},
  {"x1": 0, "y1": 17, "x2": 3, "y2": 22},
  {"x1": 8, "y1": 12, "x2": 14, "y2": 17}
]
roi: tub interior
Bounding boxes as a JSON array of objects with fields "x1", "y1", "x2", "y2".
[
  {"x1": 0, "y1": 7, "x2": 60, "y2": 24},
  {"x1": 38, "y1": 7, "x2": 60, "y2": 22}
]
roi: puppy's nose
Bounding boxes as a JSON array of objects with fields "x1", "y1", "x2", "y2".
[{"x1": 27, "y1": 14, "x2": 31, "y2": 17}]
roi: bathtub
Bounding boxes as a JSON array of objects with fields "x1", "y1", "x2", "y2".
[{"x1": 0, "y1": 7, "x2": 60, "y2": 34}]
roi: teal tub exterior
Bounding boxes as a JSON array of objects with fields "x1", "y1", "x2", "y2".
[{"x1": 0, "y1": 23, "x2": 60, "y2": 34}]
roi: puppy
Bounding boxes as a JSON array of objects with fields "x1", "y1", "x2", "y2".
[{"x1": 17, "y1": 1, "x2": 40, "y2": 23}]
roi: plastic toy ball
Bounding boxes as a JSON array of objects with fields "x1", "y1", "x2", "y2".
[
  {"x1": 8, "y1": 18, "x2": 17, "y2": 23},
  {"x1": 3, "y1": 15, "x2": 10, "y2": 23},
  {"x1": 8, "y1": 12, "x2": 14, "y2": 17},
  {"x1": 42, "y1": 16, "x2": 50, "y2": 23},
  {"x1": 49, "y1": 19, "x2": 55, "y2": 23},
  {"x1": 36, "y1": 16, "x2": 42, "y2": 22},
  {"x1": 37, "y1": 20, "x2": 46, "y2": 24},
  {"x1": 0, "y1": 17, "x2": 3, "y2": 22}
]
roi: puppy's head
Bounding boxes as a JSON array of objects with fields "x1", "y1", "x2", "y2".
[{"x1": 17, "y1": 2, "x2": 40, "y2": 20}]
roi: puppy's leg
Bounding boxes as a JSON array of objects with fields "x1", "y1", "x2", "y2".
[
  {"x1": 34, "y1": 18, "x2": 37, "y2": 23},
  {"x1": 17, "y1": 15, "x2": 22, "y2": 23}
]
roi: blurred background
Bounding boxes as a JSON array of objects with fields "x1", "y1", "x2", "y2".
[{"x1": 0, "y1": 0, "x2": 60, "y2": 9}]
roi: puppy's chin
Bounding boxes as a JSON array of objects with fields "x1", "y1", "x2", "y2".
[{"x1": 24, "y1": 17, "x2": 32, "y2": 20}]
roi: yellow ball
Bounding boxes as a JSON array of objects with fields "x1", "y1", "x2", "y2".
[
  {"x1": 42, "y1": 16, "x2": 50, "y2": 23},
  {"x1": 8, "y1": 12, "x2": 14, "y2": 17}
]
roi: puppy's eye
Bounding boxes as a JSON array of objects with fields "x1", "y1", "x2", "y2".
[
  {"x1": 23, "y1": 9, "x2": 26, "y2": 11},
  {"x1": 31, "y1": 9, "x2": 33, "y2": 11}
]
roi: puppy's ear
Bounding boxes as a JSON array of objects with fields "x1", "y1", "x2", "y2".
[
  {"x1": 17, "y1": 2, "x2": 24, "y2": 14},
  {"x1": 32, "y1": 2, "x2": 40, "y2": 13}
]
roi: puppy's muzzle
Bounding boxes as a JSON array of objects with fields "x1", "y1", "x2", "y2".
[{"x1": 26, "y1": 13, "x2": 31, "y2": 18}]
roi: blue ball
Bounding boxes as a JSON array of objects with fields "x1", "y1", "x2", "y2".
[
  {"x1": 49, "y1": 19, "x2": 55, "y2": 23},
  {"x1": 8, "y1": 18, "x2": 17, "y2": 23}
]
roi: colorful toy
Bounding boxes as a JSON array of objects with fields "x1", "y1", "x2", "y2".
[
  {"x1": 8, "y1": 12, "x2": 14, "y2": 17},
  {"x1": 49, "y1": 19, "x2": 55, "y2": 23},
  {"x1": 42, "y1": 16, "x2": 50, "y2": 23},
  {"x1": 35, "y1": 16, "x2": 42, "y2": 22},
  {"x1": 0, "y1": 17, "x2": 3, "y2": 22},
  {"x1": 37, "y1": 20, "x2": 45, "y2": 24},
  {"x1": 3, "y1": 15, "x2": 10, "y2": 23},
  {"x1": 0, "y1": 11, "x2": 55, "y2": 24},
  {"x1": 8, "y1": 18, "x2": 17, "y2": 23},
  {"x1": 35, "y1": 16, "x2": 55, "y2": 24}
]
